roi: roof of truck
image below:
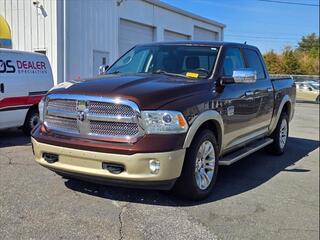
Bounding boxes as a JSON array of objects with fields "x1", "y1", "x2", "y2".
[{"x1": 137, "y1": 41, "x2": 259, "y2": 49}]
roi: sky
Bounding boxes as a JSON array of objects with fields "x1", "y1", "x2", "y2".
[{"x1": 161, "y1": 0, "x2": 320, "y2": 53}]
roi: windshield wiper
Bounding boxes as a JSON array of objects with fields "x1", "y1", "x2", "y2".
[
  {"x1": 152, "y1": 70, "x2": 188, "y2": 78},
  {"x1": 108, "y1": 70, "x2": 121, "y2": 74}
]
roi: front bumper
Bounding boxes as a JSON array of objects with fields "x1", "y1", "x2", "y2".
[{"x1": 31, "y1": 138, "x2": 186, "y2": 190}]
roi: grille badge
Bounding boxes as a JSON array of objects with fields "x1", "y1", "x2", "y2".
[
  {"x1": 76, "y1": 100, "x2": 90, "y2": 134},
  {"x1": 77, "y1": 111, "x2": 86, "y2": 121}
]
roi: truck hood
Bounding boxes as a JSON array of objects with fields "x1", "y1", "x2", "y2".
[{"x1": 49, "y1": 73, "x2": 211, "y2": 109}]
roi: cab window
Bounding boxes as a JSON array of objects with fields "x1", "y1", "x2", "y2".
[
  {"x1": 243, "y1": 49, "x2": 266, "y2": 79},
  {"x1": 223, "y1": 48, "x2": 245, "y2": 76}
]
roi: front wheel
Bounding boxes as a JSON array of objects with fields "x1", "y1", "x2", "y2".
[
  {"x1": 267, "y1": 112, "x2": 289, "y2": 155},
  {"x1": 173, "y1": 129, "x2": 219, "y2": 200}
]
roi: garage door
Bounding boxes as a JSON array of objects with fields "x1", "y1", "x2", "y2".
[
  {"x1": 164, "y1": 30, "x2": 190, "y2": 41},
  {"x1": 119, "y1": 19, "x2": 154, "y2": 56},
  {"x1": 194, "y1": 26, "x2": 218, "y2": 41}
]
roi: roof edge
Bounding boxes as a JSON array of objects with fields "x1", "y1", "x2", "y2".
[{"x1": 143, "y1": 0, "x2": 226, "y2": 28}]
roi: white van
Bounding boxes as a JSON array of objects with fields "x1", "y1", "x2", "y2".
[{"x1": 0, "y1": 49, "x2": 54, "y2": 135}]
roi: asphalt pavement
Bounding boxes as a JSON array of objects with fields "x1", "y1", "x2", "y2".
[{"x1": 0, "y1": 102, "x2": 319, "y2": 240}]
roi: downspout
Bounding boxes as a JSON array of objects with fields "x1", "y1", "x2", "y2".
[{"x1": 63, "y1": 0, "x2": 67, "y2": 82}]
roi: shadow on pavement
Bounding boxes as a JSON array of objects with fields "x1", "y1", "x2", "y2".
[
  {"x1": 0, "y1": 128, "x2": 31, "y2": 148},
  {"x1": 64, "y1": 136, "x2": 319, "y2": 206}
]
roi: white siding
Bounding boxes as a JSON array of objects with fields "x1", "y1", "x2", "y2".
[
  {"x1": 65, "y1": 0, "x2": 117, "y2": 81},
  {"x1": 1, "y1": 0, "x2": 224, "y2": 84},
  {"x1": 194, "y1": 26, "x2": 218, "y2": 41},
  {"x1": 0, "y1": 0, "x2": 58, "y2": 84},
  {"x1": 119, "y1": 19, "x2": 154, "y2": 55},
  {"x1": 164, "y1": 30, "x2": 189, "y2": 41},
  {"x1": 118, "y1": 0, "x2": 224, "y2": 41}
]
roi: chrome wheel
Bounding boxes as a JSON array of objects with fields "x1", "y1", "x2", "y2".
[
  {"x1": 279, "y1": 118, "x2": 288, "y2": 149},
  {"x1": 195, "y1": 140, "x2": 216, "y2": 190}
]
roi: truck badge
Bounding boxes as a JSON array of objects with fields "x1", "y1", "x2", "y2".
[{"x1": 77, "y1": 111, "x2": 85, "y2": 121}]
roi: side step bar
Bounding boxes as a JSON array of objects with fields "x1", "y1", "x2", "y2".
[{"x1": 219, "y1": 138, "x2": 274, "y2": 166}]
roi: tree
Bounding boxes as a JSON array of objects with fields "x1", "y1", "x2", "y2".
[
  {"x1": 263, "y1": 34, "x2": 319, "y2": 75},
  {"x1": 263, "y1": 50, "x2": 283, "y2": 74},
  {"x1": 298, "y1": 33, "x2": 319, "y2": 58},
  {"x1": 297, "y1": 33, "x2": 319, "y2": 74},
  {"x1": 282, "y1": 47, "x2": 301, "y2": 75}
]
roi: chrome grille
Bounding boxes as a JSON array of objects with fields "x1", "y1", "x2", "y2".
[
  {"x1": 47, "y1": 99, "x2": 77, "y2": 112},
  {"x1": 45, "y1": 115, "x2": 78, "y2": 134},
  {"x1": 89, "y1": 121, "x2": 139, "y2": 136},
  {"x1": 44, "y1": 94, "x2": 143, "y2": 143},
  {"x1": 89, "y1": 101, "x2": 135, "y2": 116}
]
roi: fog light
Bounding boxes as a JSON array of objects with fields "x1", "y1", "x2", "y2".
[{"x1": 149, "y1": 159, "x2": 160, "y2": 174}]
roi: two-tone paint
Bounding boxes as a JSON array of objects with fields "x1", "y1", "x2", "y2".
[{"x1": 31, "y1": 42, "x2": 296, "y2": 188}]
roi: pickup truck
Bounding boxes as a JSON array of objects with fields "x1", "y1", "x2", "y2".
[{"x1": 31, "y1": 42, "x2": 296, "y2": 200}]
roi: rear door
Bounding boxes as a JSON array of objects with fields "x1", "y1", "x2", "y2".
[
  {"x1": 242, "y1": 48, "x2": 274, "y2": 129},
  {"x1": 217, "y1": 47, "x2": 263, "y2": 150}
]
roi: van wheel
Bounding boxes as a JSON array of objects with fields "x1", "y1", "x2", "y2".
[
  {"x1": 267, "y1": 112, "x2": 289, "y2": 155},
  {"x1": 173, "y1": 129, "x2": 219, "y2": 200},
  {"x1": 23, "y1": 108, "x2": 40, "y2": 136}
]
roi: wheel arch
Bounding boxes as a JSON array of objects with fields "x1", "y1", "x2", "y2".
[
  {"x1": 282, "y1": 101, "x2": 291, "y2": 117},
  {"x1": 269, "y1": 95, "x2": 293, "y2": 134},
  {"x1": 183, "y1": 110, "x2": 224, "y2": 154}
]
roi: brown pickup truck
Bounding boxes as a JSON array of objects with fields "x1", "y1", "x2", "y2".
[{"x1": 31, "y1": 42, "x2": 296, "y2": 200}]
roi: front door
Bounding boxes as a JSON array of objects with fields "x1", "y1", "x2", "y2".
[{"x1": 216, "y1": 47, "x2": 264, "y2": 151}]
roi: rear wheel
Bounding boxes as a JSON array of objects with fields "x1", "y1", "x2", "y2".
[
  {"x1": 173, "y1": 129, "x2": 219, "y2": 200},
  {"x1": 267, "y1": 112, "x2": 289, "y2": 155},
  {"x1": 316, "y1": 96, "x2": 320, "y2": 104},
  {"x1": 23, "y1": 108, "x2": 40, "y2": 136}
]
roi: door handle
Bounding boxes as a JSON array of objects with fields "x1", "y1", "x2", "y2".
[
  {"x1": 0, "y1": 83, "x2": 4, "y2": 93},
  {"x1": 245, "y1": 91, "x2": 254, "y2": 97}
]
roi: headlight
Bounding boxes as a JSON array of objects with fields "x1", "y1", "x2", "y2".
[
  {"x1": 38, "y1": 97, "x2": 45, "y2": 122},
  {"x1": 141, "y1": 110, "x2": 188, "y2": 134}
]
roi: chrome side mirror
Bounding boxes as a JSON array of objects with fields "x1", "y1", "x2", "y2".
[
  {"x1": 233, "y1": 68, "x2": 257, "y2": 83},
  {"x1": 99, "y1": 65, "x2": 109, "y2": 75}
]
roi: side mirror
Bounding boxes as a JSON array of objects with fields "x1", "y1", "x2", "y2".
[
  {"x1": 99, "y1": 65, "x2": 109, "y2": 75},
  {"x1": 308, "y1": 87, "x2": 313, "y2": 91},
  {"x1": 232, "y1": 68, "x2": 257, "y2": 83},
  {"x1": 220, "y1": 68, "x2": 257, "y2": 84}
]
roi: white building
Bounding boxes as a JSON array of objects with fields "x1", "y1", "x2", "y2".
[{"x1": 0, "y1": 0, "x2": 225, "y2": 84}]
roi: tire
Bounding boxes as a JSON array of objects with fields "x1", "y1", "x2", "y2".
[
  {"x1": 267, "y1": 112, "x2": 289, "y2": 155},
  {"x1": 316, "y1": 96, "x2": 320, "y2": 104},
  {"x1": 173, "y1": 129, "x2": 219, "y2": 200},
  {"x1": 23, "y1": 108, "x2": 40, "y2": 136}
]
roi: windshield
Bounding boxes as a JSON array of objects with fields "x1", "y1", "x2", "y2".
[{"x1": 107, "y1": 45, "x2": 219, "y2": 78}]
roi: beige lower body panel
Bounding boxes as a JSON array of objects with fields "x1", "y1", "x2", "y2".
[{"x1": 31, "y1": 138, "x2": 186, "y2": 182}]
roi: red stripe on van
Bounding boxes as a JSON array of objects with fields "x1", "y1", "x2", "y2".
[{"x1": 0, "y1": 95, "x2": 43, "y2": 109}]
